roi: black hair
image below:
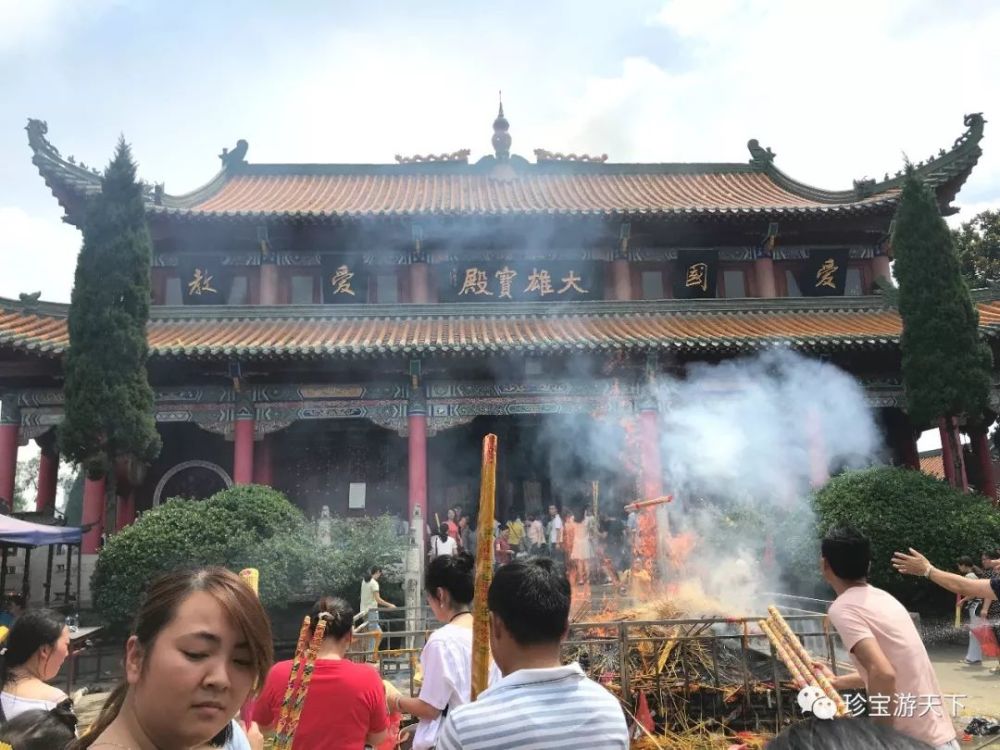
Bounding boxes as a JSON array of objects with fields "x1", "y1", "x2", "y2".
[
  {"x1": 0, "y1": 609, "x2": 65, "y2": 693},
  {"x1": 0, "y1": 699, "x2": 77, "y2": 749},
  {"x1": 766, "y1": 717, "x2": 932, "y2": 749},
  {"x1": 364, "y1": 566, "x2": 382, "y2": 583},
  {"x1": 820, "y1": 526, "x2": 870, "y2": 581},
  {"x1": 438, "y1": 524, "x2": 450, "y2": 542},
  {"x1": 424, "y1": 551, "x2": 475, "y2": 605},
  {"x1": 957, "y1": 555, "x2": 976, "y2": 568},
  {"x1": 311, "y1": 596, "x2": 355, "y2": 640},
  {"x1": 4, "y1": 593, "x2": 25, "y2": 610},
  {"x1": 488, "y1": 557, "x2": 570, "y2": 645}
]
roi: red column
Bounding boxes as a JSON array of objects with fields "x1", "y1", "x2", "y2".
[
  {"x1": 901, "y1": 429, "x2": 920, "y2": 470},
  {"x1": 115, "y1": 491, "x2": 136, "y2": 532},
  {"x1": 410, "y1": 263, "x2": 431, "y2": 304},
  {"x1": 408, "y1": 412, "x2": 428, "y2": 521},
  {"x1": 938, "y1": 417, "x2": 968, "y2": 490},
  {"x1": 82, "y1": 476, "x2": 106, "y2": 553},
  {"x1": 34, "y1": 444, "x2": 59, "y2": 513},
  {"x1": 0, "y1": 425, "x2": 18, "y2": 512},
  {"x1": 970, "y1": 426, "x2": 997, "y2": 502},
  {"x1": 754, "y1": 258, "x2": 776, "y2": 298},
  {"x1": 253, "y1": 435, "x2": 274, "y2": 486},
  {"x1": 611, "y1": 259, "x2": 631, "y2": 301},
  {"x1": 260, "y1": 262, "x2": 279, "y2": 305},
  {"x1": 233, "y1": 418, "x2": 255, "y2": 485},
  {"x1": 639, "y1": 409, "x2": 663, "y2": 500}
]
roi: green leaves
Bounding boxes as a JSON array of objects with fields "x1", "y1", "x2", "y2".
[
  {"x1": 91, "y1": 485, "x2": 406, "y2": 629},
  {"x1": 60, "y1": 139, "x2": 160, "y2": 478},
  {"x1": 814, "y1": 467, "x2": 1000, "y2": 611},
  {"x1": 892, "y1": 173, "x2": 993, "y2": 428},
  {"x1": 954, "y1": 209, "x2": 1000, "y2": 289}
]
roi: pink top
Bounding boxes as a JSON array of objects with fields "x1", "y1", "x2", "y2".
[{"x1": 828, "y1": 585, "x2": 955, "y2": 747}]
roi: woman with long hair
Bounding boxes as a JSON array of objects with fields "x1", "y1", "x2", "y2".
[
  {"x1": 0, "y1": 699, "x2": 77, "y2": 749},
  {"x1": 253, "y1": 596, "x2": 388, "y2": 749},
  {"x1": 0, "y1": 608, "x2": 71, "y2": 720},
  {"x1": 430, "y1": 524, "x2": 457, "y2": 560},
  {"x1": 388, "y1": 552, "x2": 499, "y2": 750},
  {"x1": 68, "y1": 567, "x2": 273, "y2": 750}
]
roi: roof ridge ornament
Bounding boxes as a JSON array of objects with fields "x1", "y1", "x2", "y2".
[
  {"x1": 219, "y1": 139, "x2": 249, "y2": 169},
  {"x1": 954, "y1": 113, "x2": 985, "y2": 150},
  {"x1": 395, "y1": 149, "x2": 470, "y2": 164},
  {"x1": 747, "y1": 139, "x2": 775, "y2": 169},
  {"x1": 534, "y1": 149, "x2": 608, "y2": 163},
  {"x1": 492, "y1": 92, "x2": 511, "y2": 161}
]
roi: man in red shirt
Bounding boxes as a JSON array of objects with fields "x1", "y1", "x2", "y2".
[{"x1": 254, "y1": 597, "x2": 388, "y2": 749}]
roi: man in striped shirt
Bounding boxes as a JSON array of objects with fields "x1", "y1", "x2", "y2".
[{"x1": 437, "y1": 557, "x2": 628, "y2": 750}]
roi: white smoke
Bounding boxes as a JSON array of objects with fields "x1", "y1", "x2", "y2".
[{"x1": 656, "y1": 349, "x2": 883, "y2": 612}]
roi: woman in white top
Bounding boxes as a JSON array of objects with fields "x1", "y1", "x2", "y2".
[
  {"x1": 430, "y1": 524, "x2": 458, "y2": 560},
  {"x1": 389, "y1": 552, "x2": 499, "y2": 750},
  {"x1": 0, "y1": 608, "x2": 71, "y2": 722}
]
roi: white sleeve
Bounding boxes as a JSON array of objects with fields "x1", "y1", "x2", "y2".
[{"x1": 418, "y1": 639, "x2": 455, "y2": 710}]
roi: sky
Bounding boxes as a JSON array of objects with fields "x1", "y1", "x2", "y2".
[{"x1": 1, "y1": 0, "x2": 999, "y2": 459}]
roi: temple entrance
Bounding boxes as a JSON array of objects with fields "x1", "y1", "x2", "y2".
[
  {"x1": 271, "y1": 419, "x2": 407, "y2": 520},
  {"x1": 427, "y1": 414, "x2": 635, "y2": 524}
]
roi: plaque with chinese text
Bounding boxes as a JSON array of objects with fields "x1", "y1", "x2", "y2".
[
  {"x1": 673, "y1": 253, "x2": 718, "y2": 299},
  {"x1": 437, "y1": 262, "x2": 602, "y2": 302},
  {"x1": 321, "y1": 255, "x2": 369, "y2": 304},
  {"x1": 799, "y1": 249, "x2": 849, "y2": 297},
  {"x1": 180, "y1": 260, "x2": 230, "y2": 305}
]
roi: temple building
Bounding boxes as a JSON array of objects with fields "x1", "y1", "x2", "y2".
[{"x1": 0, "y1": 109, "x2": 995, "y2": 558}]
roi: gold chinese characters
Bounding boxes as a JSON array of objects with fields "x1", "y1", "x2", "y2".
[
  {"x1": 685, "y1": 262, "x2": 709, "y2": 292},
  {"x1": 187, "y1": 268, "x2": 217, "y2": 296},
  {"x1": 330, "y1": 265, "x2": 356, "y2": 296},
  {"x1": 815, "y1": 258, "x2": 839, "y2": 289}
]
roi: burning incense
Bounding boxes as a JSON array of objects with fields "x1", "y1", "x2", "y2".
[
  {"x1": 274, "y1": 616, "x2": 311, "y2": 748},
  {"x1": 623, "y1": 495, "x2": 673, "y2": 512},
  {"x1": 471, "y1": 433, "x2": 497, "y2": 701}
]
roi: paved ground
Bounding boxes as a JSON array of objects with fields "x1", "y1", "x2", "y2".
[{"x1": 929, "y1": 642, "x2": 999, "y2": 718}]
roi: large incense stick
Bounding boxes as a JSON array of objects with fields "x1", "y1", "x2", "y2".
[
  {"x1": 238, "y1": 568, "x2": 259, "y2": 725},
  {"x1": 471, "y1": 433, "x2": 497, "y2": 701},
  {"x1": 274, "y1": 616, "x2": 311, "y2": 747},
  {"x1": 766, "y1": 607, "x2": 847, "y2": 717}
]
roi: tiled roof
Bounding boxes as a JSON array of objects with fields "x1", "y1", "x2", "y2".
[
  {"x1": 3, "y1": 296, "x2": 1000, "y2": 361},
  {"x1": 919, "y1": 451, "x2": 946, "y2": 479},
  {"x1": 172, "y1": 170, "x2": 898, "y2": 218},
  {"x1": 25, "y1": 114, "x2": 985, "y2": 223}
]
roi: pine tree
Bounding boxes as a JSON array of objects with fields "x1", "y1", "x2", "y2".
[
  {"x1": 59, "y1": 138, "x2": 161, "y2": 479},
  {"x1": 893, "y1": 171, "x2": 993, "y2": 484}
]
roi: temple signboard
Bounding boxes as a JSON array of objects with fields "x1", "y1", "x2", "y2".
[
  {"x1": 437, "y1": 262, "x2": 602, "y2": 302},
  {"x1": 321, "y1": 255, "x2": 369, "y2": 303},
  {"x1": 799, "y1": 249, "x2": 850, "y2": 297}
]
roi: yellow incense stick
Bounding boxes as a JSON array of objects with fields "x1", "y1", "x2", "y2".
[{"x1": 471, "y1": 433, "x2": 498, "y2": 701}]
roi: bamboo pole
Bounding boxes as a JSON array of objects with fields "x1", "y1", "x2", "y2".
[
  {"x1": 471, "y1": 433, "x2": 498, "y2": 701},
  {"x1": 759, "y1": 620, "x2": 808, "y2": 689},
  {"x1": 767, "y1": 607, "x2": 847, "y2": 716}
]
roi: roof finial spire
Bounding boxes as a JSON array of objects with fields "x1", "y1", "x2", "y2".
[{"x1": 492, "y1": 91, "x2": 511, "y2": 161}]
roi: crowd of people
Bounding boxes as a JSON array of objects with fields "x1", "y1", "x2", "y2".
[
  {"x1": 0, "y1": 515, "x2": 991, "y2": 748},
  {"x1": 427, "y1": 503, "x2": 635, "y2": 581}
]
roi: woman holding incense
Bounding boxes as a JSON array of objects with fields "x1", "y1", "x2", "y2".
[
  {"x1": 390, "y1": 552, "x2": 499, "y2": 750},
  {"x1": 253, "y1": 597, "x2": 388, "y2": 749},
  {"x1": 68, "y1": 567, "x2": 272, "y2": 750}
]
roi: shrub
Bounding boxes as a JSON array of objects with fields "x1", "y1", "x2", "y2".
[
  {"x1": 92, "y1": 484, "x2": 407, "y2": 628},
  {"x1": 93, "y1": 485, "x2": 307, "y2": 627},
  {"x1": 813, "y1": 466, "x2": 1000, "y2": 611}
]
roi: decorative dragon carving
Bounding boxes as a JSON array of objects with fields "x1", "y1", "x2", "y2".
[
  {"x1": 394, "y1": 149, "x2": 470, "y2": 164},
  {"x1": 533, "y1": 149, "x2": 609, "y2": 163},
  {"x1": 954, "y1": 112, "x2": 985, "y2": 149},
  {"x1": 219, "y1": 139, "x2": 249, "y2": 168},
  {"x1": 746, "y1": 139, "x2": 775, "y2": 168}
]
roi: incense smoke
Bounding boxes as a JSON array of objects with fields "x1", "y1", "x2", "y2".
[
  {"x1": 536, "y1": 349, "x2": 883, "y2": 614},
  {"x1": 655, "y1": 350, "x2": 882, "y2": 613}
]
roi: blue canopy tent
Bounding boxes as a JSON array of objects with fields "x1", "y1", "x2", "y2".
[{"x1": 0, "y1": 515, "x2": 83, "y2": 609}]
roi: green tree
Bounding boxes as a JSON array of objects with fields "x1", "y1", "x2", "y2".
[
  {"x1": 814, "y1": 467, "x2": 1000, "y2": 611},
  {"x1": 954, "y1": 209, "x2": 1000, "y2": 289},
  {"x1": 59, "y1": 139, "x2": 160, "y2": 479},
  {"x1": 892, "y1": 172, "x2": 993, "y2": 484},
  {"x1": 12, "y1": 454, "x2": 40, "y2": 512}
]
